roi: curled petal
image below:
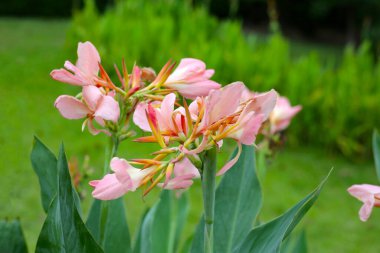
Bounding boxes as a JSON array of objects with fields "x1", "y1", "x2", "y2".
[
  {"x1": 249, "y1": 89, "x2": 278, "y2": 121},
  {"x1": 217, "y1": 142, "x2": 242, "y2": 176},
  {"x1": 54, "y1": 95, "x2": 89, "y2": 119},
  {"x1": 50, "y1": 69, "x2": 84, "y2": 86},
  {"x1": 347, "y1": 184, "x2": 380, "y2": 221},
  {"x1": 169, "y1": 80, "x2": 221, "y2": 99}
]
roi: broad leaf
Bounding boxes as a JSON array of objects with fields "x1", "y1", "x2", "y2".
[
  {"x1": 0, "y1": 220, "x2": 28, "y2": 253},
  {"x1": 191, "y1": 145, "x2": 262, "y2": 253},
  {"x1": 140, "y1": 190, "x2": 186, "y2": 253},
  {"x1": 86, "y1": 198, "x2": 131, "y2": 253},
  {"x1": 31, "y1": 137, "x2": 81, "y2": 214},
  {"x1": 373, "y1": 130, "x2": 380, "y2": 183},
  {"x1": 35, "y1": 144, "x2": 103, "y2": 253},
  {"x1": 132, "y1": 209, "x2": 149, "y2": 253},
  {"x1": 234, "y1": 172, "x2": 330, "y2": 253}
]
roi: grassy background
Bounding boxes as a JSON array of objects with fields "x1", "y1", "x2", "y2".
[{"x1": 1, "y1": 18, "x2": 380, "y2": 252}]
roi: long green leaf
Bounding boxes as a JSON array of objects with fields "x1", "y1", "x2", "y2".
[
  {"x1": 234, "y1": 171, "x2": 330, "y2": 253},
  {"x1": 86, "y1": 198, "x2": 132, "y2": 253},
  {"x1": 35, "y1": 144, "x2": 103, "y2": 253},
  {"x1": 0, "y1": 220, "x2": 28, "y2": 253},
  {"x1": 191, "y1": 145, "x2": 262, "y2": 253},
  {"x1": 140, "y1": 190, "x2": 177, "y2": 253},
  {"x1": 31, "y1": 137, "x2": 81, "y2": 214},
  {"x1": 30, "y1": 137, "x2": 58, "y2": 213},
  {"x1": 280, "y1": 230, "x2": 308, "y2": 253},
  {"x1": 373, "y1": 130, "x2": 380, "y2": 183}
]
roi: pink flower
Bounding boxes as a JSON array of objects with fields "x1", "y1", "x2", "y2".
[
  {"x1": 165, "y1": 58, "x2": 221, "y2": 99},
  {"x1": 159, "y1": 158, "x2": 200, "y2": 190},
  {"x1": 133, "y1": 93, "x2": 199, "y2": 137},
  {"x1": 55, "y1": 86, "x2": 120, "y2": 135},
  {"x1": 347, "y1": 184, "x2": 380, "y2": 221},
  {"x1": 269, "y1": 96, "x2": 302, "y2": 134},
  {"x1": 50, "y1": 41, "x2": 100, "y2": 86},
  {"x1": 90, "y1": 157, "x2": 154, "y2": 200}
]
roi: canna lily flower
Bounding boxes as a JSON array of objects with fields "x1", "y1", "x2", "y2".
[
  {"x1": 51, "y1": 41, "x2": 100, "y2": 86},
  {"x1": 90, "y1": 157, "x2": 154, "y2": 200},
  {"x1": 347, "y1": 184, "x2": 380, "y2": 222},
  {"x1": 269, "y1": 96, "x2": 302, "y2": 134},
  {"x1": 164, "y1": 58, "x2": 221, "y2": 99},
  {"x1": 158, "y1": 158, "x2": 200, "y2": 190},
  {"x1": 55, "y1": 86, "x2": 120, "y2": 135}
]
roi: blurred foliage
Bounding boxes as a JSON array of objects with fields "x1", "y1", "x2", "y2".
[{"x1": 67, "y1": 0, "x2": 380, "y2": 157}]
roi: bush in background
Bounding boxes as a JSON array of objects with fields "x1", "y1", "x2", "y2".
[{"x1": 67, "y1": 0, "x2": 380, "y2": 157}]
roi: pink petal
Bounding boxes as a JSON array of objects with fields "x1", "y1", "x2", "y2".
[
  {"x1": 82, "y1": 86, "x2": 103, "y2": 111},
  {"x1": 171, "y1": 80, "x2": 221, "y2": 99},
  {"x1": 90, "y1": 174, "x2": 130, "y2": 200},
  {"x1": 94, "y1": 95, "x2": 120, "y2": 122},
  {"x1": 76, "y1": 41, "x2": 101, "y2": 76},
  {"x1": 204, "y1": 82, "x2": 245, "y2": 125},
  {"x1": 133, "y1": 102, "x2": 151, "y2": 131},
  {"x1": 217, "y1": 142, "x2": 242, "y2": 176},
  {"x1": 54, "y1": 95, "x2": 89, "y2": 119},
  {"x1": 173, "y1": 158, "x2": 200, "y2": 178},
  {"x1": 250, "y1": 89, "x2": 278, "y2": 120},
  {"x1": 50, "y1": 69, "x2": 85, "y2": 86}
]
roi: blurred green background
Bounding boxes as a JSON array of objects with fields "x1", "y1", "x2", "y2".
[{"x1": 1, "y1": 0, "x2": 380, "y2": 252}]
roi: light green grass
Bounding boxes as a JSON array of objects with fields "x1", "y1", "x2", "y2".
[{"x1": 1, "y1": 18, "x2": 380, "y2": 253}]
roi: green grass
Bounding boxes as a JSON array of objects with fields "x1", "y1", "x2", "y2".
[{"x1": 1, "y1": 18, "x2": 380, "y2": 252}]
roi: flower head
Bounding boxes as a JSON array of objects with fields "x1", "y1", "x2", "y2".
[
  {"x1": 90, "y1": 157, "x2": 154, "y2": 200},
  {"x1": 164, "y1": 58, "x2": 221, "y2": 99},
  {"x1": 51, "y1": 42, "x2": 101, "y2": 86},
  {"x1": 347, "y1": 184, "x2": 380, "y2": 221},
  {"x1": 55, "y1": 86, "x2": 120, "y2": 135},
  {"x1": 269, "y1": 96, "x2": 302, "y2": 134}
]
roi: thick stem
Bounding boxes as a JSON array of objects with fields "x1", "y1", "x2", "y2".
[{"x1": 201, "y1": 148, "x2": 217, "y2": 253}]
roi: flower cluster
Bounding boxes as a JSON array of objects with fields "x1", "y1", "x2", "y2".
[{"x1": 51, "y1": 41, "x2": 288, "y2": 200}]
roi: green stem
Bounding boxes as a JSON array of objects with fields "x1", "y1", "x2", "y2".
[
  {"x1": 111, "y1": 135, "x2": 120, "y2": 158},
  {"x1": 201, "y1": 148, "x2": 217, "y2": 253}
]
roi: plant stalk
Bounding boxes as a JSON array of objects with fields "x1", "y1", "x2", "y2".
[{"x1": 201, "y1": 147, "x2": 217, "y2": 253}]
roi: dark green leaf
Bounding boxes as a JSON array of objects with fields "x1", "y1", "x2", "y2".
[
  {"x1": 174, "y1": 192, "x2": 189, "y2": 251},
  {"x1": 0, "y1": 220, "x2": 28, "y2": 253},
  {"x1": 373, "y1": 130, "x2": 380, "y2": 183},
  {"x1": 191, "y1": 145, "x2": 262, "y2": 253},
  {"x1": 31, "y1": 137, "x2": 82, "y2": 215},
  {"x1": 234, "y1": 171, "x2": 330, "y2": 253},
  {"x1": 31, "y1": 137, "x2": 58, "y2": 213},
  {"x1": 35, "y1": 144, "x2": 103, "y2": 253}
]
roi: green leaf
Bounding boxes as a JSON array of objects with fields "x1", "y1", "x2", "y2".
[
  {"x1": 280, "y1": 230, "x2": 308, "y2": 253},
  {"x1": 31, "y1": 137, "x2": 82, "y2": 215},
  {"x1": 373, "y1": 130, "x2": 380, "y2": 183},
  {"x1": 35, "y1": 144, "x2": 103, "y2": 253},
  {"x1": 86, "y1": 198, "x2": 132, "y2": 253},
  {"x1": 234, "y1": 171, "x2": 330, "y2": 253},
  {"x1": 0, "y1": 220, "x2": 28, "y2": 253},
  {"x1": 132, "y1": 209, "x2": 149, "y2": 253},
  {"x1": 140, "y1": 190, "x2": 177, "y2": 253},
  {"x1": 174, "y1": 192, "x2": 189, "y2": 251},
  {"x1": 191, "y1": 145, "x2": 262, "y2": 253},
  {"x1": 31, "y1": 137, "x2": 58, "y2": 213}
]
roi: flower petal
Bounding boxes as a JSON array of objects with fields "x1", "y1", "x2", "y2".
[
  {"x1": 90, "y1": 174, "x2": 130, "y2": 200},
  {"x1": 54, "y1": 95, "x2": 89, "y2": 119},
  {"x1": 50, "y1": 68, "x2": 85, "y2": 86},
  {"x1": 133, "y1": 102, "x2": 151, "y2": 131},
  {"x1": 94, "y1": 95, "x2": 120, "y2": 122},
  {"x1": 217, "y1": 142, "x2": 242, "y2": 176},
  {"x1": 82, "y1": 85, "x2": 103, "y2": 111},
  {"x1": 76, "y1": 41, "x2": 101, "y2": 76}
]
